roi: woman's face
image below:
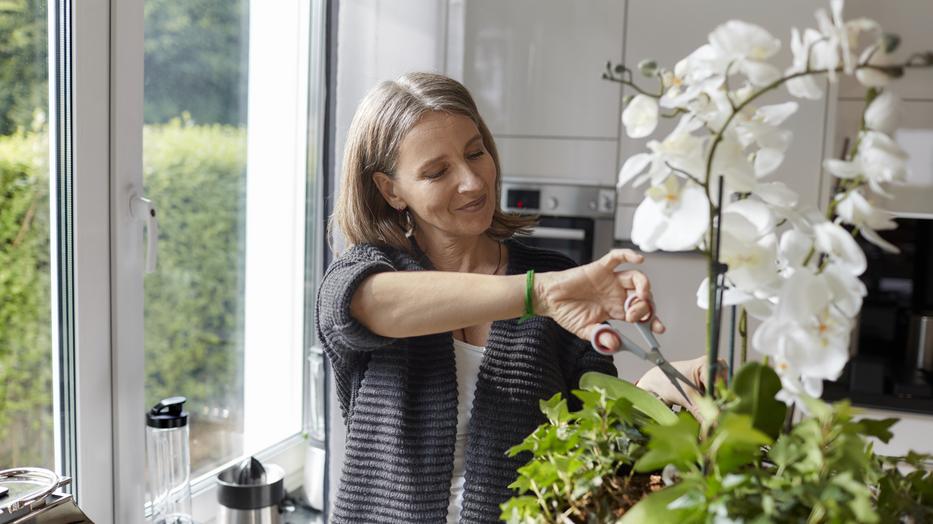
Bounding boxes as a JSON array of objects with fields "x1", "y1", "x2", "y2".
[{"x1": 375, "y1": 111, "x2": 497, "y2": 240}]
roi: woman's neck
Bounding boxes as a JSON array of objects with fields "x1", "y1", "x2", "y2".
[{"x1": 414, "y1": 230, "x2": 499, "y2": 274}]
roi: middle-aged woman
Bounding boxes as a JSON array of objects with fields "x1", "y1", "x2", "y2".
[{"x1": 316, "y1": 72, "x2": 712, "y2": 524}]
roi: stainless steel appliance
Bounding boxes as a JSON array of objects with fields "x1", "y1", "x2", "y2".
[
  {"x1": 0, "y1": 468, "x2": 92, "y2": 524},
  {"x1": 217, "y1": 457, "x2": 285, "y2": 524},
  {"x1": 500, "y1": 178, "x2": 616, "y2": 264},
  {"x1": 848, "y1": 218, "x2": 933, "y2": 401}
]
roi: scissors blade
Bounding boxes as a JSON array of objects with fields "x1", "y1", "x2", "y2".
[
  {"x1": 657, "y1": 358, "x2": 701, "y2": 392},
  {"x1": 634, "y1": 322, "x2": 660, "y2": 351}
]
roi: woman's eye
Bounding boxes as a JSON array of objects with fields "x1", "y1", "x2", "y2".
[
  {"x1": 467, "y1": 150, "x2": 485, "y2": 160},
  {"x1": 425, "y1": 167, "x2": 447, "y2": 180}
]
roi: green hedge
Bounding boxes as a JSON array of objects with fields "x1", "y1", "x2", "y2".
[
  {"x1": 0, "y1": 121, "x2": 247, "y2": 470},
  {"x1": 0, "y1": 131, "x2": 53, "y2": 467},
  {"x1": 144, "y1": 120, "x2": 247, "y2": 471}
]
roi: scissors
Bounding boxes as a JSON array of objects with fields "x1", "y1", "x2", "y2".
[{"x1": 590, "y1": 295, "x2": 700, "y2": 404}]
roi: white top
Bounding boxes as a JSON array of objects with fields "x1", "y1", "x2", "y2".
[{"x1": 447, "y1": 338, "x2": 485, "y2": 523}]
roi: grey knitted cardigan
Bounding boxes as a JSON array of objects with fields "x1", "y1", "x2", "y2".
[{"x1": 316, "y1": 238, "x2": 617, "y2": 523}]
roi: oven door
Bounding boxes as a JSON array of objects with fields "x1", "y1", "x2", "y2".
[{"x1": 516, "y1": 216, "x2": 594, "y2": 265}]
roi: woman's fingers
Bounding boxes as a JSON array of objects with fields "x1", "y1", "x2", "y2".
[
  {"x1": 586, "y1": 324, "x2": 621, "y2": 354},
  {"x1": 601, "y1": 248, "x2": 644, "y2": 269},
  {"x1": 615, "y1": 269, "x2": 651, "y2": 297},
  {"x1": 624, "y1": 299, "x2": 652, "y2": 324},
  {"x1": 650, "y1": 315, "x2": 666, "y2": 334}
]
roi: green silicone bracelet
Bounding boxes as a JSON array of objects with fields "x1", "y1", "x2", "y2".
[{"x1": 519, "y1": 270, "x2": 535, "y2": 323}]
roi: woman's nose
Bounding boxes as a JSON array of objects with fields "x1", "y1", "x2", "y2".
[{"x1": 455, "y1": 164, "x2": 484, "y2": 192}]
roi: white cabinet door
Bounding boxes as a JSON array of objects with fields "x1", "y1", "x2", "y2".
[
  {"x1": 458, "y1": 0, "x2": 624, "y2": 138},
  {"x1": 617, "y1": 0, "x2": 833, "y2": 225},
  {"x1": 453, "y1": 0, "x2": 625, "y2": 185}
]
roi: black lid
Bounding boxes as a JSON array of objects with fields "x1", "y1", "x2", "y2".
[{"x1": 146, "y1": 396, "x2": 188, "y2": 428}]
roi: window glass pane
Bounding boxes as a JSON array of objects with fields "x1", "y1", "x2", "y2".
[
  {"x1": 143, "y1": 0, "x2": 307, "y2": 478},
  {"x1": 0, "y1": 0, "x2": 54, "y2": 469}
]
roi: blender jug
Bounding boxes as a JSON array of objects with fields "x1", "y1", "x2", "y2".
[{"x1": 146, "y1": 397, "x2": 193, "y2": 524}]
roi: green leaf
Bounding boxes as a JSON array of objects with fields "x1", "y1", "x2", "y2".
[
  {"x1": 618, "y1": 481, "x2": 705, "y2": 524},
  {"x1": 580, "y1": 371, "x2": 677, "y2": 426},
  {"x1": 540, "y1": 393, "x2": 571, "y2": 425},
  {"x1": 634, "y1": 412, "x2": 701, "y2": 472},
  {"x1": 730, "y1": 362, "x2": 786, "y2": 439},
  {"x1": 708, "y1": 413, "x2": 771, "y2": 473},
  {"x1": 855, "y1": 417, "x2": 898, "y2": 444}
]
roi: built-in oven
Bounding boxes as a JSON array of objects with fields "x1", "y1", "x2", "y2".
[{"x1": 500, "y1": 178, "x2": 616, "y2": 265}]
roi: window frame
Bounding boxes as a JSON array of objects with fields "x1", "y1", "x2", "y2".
[{"x1": 67, "y1": 0, "x2": 330, "y2": 521}]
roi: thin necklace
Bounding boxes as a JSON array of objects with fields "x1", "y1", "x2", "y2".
[{"x1": 458, "y1": 242, "x2": 502, "y2": 347}]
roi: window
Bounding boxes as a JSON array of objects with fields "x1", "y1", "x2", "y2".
[
  {"x1": 0, "y1": 0, "x2": 327, "y2": 520},
  {"x1": 0, "y1": 0, "x2": 55, "y2": 471},
  {"x1": 142, "y1": 0, "x2": 313, "y2": 485}
]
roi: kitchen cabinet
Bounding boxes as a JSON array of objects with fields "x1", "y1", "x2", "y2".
[{"x1": 449, "y1": 0, "x2": 626, "y2": 185}]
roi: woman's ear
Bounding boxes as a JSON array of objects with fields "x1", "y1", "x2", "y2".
[{"x1": 372, "y1": 171, "x2": 406, "y2": 211}]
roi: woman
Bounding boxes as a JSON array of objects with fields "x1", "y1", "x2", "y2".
[{"x1": 317, "y1": 72, "x2": 709, "y2": 523}]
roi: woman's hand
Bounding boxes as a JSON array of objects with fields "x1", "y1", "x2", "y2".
[
  {"x1": 534, "y1": 249, "x2": 665, "y2": 352},
  {"x1": 636, "y1": 356, "x2": 728, "y2": 418}
]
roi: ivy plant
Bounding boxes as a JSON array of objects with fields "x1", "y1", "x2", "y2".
[{"x1": 501, "y1": 363, "x2": 933, "y2": 523}]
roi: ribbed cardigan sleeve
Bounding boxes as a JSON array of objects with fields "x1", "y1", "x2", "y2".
[{"x1": 316, "y1": 244, "x2": 398, "y2": 355}]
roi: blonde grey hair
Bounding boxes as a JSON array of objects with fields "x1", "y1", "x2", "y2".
[{"x1": 330, "y1": 72, "x2": 536, "y2": 253}]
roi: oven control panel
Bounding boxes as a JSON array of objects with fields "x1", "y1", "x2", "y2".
[{"x1": 501, "y1": 180, "x2": 615, "y2": 219}]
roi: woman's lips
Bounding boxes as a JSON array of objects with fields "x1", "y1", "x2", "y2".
[{"x1": 458, "y1": 195, "x2": 487, "y2": 212}]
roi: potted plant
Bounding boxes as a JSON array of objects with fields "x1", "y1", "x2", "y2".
[{"x1": 502, "y1": 1, "x2": 933, "y2": 522}]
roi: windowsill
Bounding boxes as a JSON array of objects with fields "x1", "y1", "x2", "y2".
[{"x1": 281, "y1": 488, "x2": 325, "y2": 524}]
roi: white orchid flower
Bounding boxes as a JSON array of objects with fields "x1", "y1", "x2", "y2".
[
  {"x1": 709, "y1": 137, "x2": 756, "y2": 201},
  {"x1": 622, "y1": 94, "x2": 660, "y2": 138},
  {"x1": 753, "y1": 268, "x2": 854, "y2": 403},
  {"x1": 813, "y1": 221, "x2": 867, "y2": 275},
  {"x1": 858, "y1": 131, "x2": 909, "y2": 191},
  {"x1": 821, "y1": 261, "x2": 867, "y2": 317},
  {"x1": 734, "y1": 102, "x2": 798, "y2": 176},
  {"x1": 755, "y1": 181, "x2": 799, "y2": 209},
  {"x1": 785, "y1": 28, "x2": 831, "y2": 99},
  {"x1": 695, "y1": 277, "x2": 774, "y2": 318},
  {"x1": 815, "y1": 0, "x2": 854, "y2": 79},
  {"x1": 834, "y1": 190, "x2": 899, "y2": 253},
  {"x1": 720, "y1": 204, "x2": 781, "y2": 294},
  {"x1": 709, "y1": 20, "x2": 782, "y2": 86},
  {"x1": 863, "y1": 90, "x2": 899, "y2": 135},
  {"x1": 856, "y1": 43, "x2": 896, "y2": 87},
  {"x1": 778, "y1": 228, "x2": 814, "y2": 273},
  {"x1": 824, "y1": 130, "x2": 908, "y2": 196},
  {"x1": 631, "y1": 176, "x2": 709, "y2": 252},
  {"x1": 617, "y1": 115, "x2": 706, "y2": 189}
]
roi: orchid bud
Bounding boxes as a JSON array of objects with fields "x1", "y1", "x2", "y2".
[
  {"x1": 881, "y1": 33, "x2": 900, "y2": 54},
  {"x1": 638, "y1": 59, "x2": 659, "y2": 77},
  {"x1": 622, "y1": 94, "x2": 634, "y2": 106}
]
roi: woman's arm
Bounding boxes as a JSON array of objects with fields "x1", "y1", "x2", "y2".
[
  {"x1": 351, "y1": 271, "x2": 526, "y2": 339},
  {"x1": 351, "y1": 249, "x2": 661, "y2": 348}
]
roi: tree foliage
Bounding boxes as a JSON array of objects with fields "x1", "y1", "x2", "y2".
[
  {"x1": 0, "y1": 0, "x2": 48, "y2": 135},
  {"x1": 144, "y1": 0, "x2": 248, "y2": 125},
  {"x1": 0, "y1": 131, "x2": 53, "y2": 468}
]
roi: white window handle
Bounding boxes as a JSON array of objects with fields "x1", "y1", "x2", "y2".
[{"x1": 130, "y1": 194, "x2": 159, "y2": 273}]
